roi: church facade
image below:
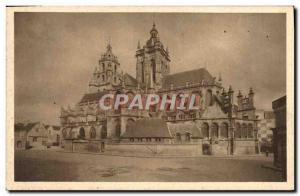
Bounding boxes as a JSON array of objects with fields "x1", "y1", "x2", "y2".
[{"x1": 60, "y1": 23, "x2": 259, "y2": 155}]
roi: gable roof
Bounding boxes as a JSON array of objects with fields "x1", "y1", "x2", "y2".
[
  {"x1": 122, "y1": 118, "x2": 172, "y2": 138},
  {"x1": 15, "y1": 122, "x2": 39, "y2": 132},
  {"x1": 162, "y1": 68, "x2": 215, "y2": 89}
]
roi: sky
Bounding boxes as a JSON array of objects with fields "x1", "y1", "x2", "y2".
[{"x1": 14, "y1": 12, "x2": 286, "y2": 125}]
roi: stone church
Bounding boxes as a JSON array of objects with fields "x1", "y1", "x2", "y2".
[{"x1": 60, "y1": 23, "x2": 259, "y2": 155}]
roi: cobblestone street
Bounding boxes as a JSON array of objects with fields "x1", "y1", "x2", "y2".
[{"x1": 14, "y1": 150, "x2": 283, "y2": 182}]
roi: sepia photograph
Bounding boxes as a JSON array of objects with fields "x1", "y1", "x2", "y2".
[{"x1": 6, "y1": 6, "x2": 294, "y2": 191}]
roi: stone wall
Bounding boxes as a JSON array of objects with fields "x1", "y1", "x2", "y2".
[
  {"x1": 234, "y1": 139, "x2": 256, "y2": 155},
  {"x1": 63, "y1": 139, "x2": 257, "y2": 156},
  {"x1": 64, "y1": 139, "x2": 104, "y2": 153},
  {"x1": 105, "y1": 143, "x2": 203, "y2": 156},
  {"x1": 211, "y1": 140, "x2": 230, "y2": 155}
]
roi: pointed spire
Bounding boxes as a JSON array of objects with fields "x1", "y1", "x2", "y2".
[
  {"x1": 150, "y1": 21, "x2": 158, "y2": 37},
  {"x1": 237, "y1": 90, "x2": 242, "y2": 97},
  {"x1": 106, "y1": 43, "x2": 112, "y2": 52},
  {"x1": 218, "y1": 72, "x2": 222, "y2": 82}
]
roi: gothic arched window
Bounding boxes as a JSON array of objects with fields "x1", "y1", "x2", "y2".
[
  {"x1": 90, "y1": 127, "x2": 96, "y2": 139},
  {"x1": 201, "y1": 123, "x2": 209, "y2": 138},
  {"x1": 185, "y1": 132, "x2": 191, "y2": 142},
  {"x1": 79, "y1": 127, "x2": 85, "y2": 139},
  {"x1": 206, "y1": 90, "x2": 213, "y2": 106},
  {"x1": 101, "y1": 126, "x2": 107, "y2": 139},
  {"x1": 241, "y1": 123, "x2": 247, "y2": 138},
  {"x1": 235, "y1": 123, "x2": 241, "y2": 138},
  {"x1": 220, "y1": 122, "x2": 229, "y2": 138},
  {"x1": 141, "y1": 62, "x2": 144, "y2": 83},
  {"x1": 247, "y1": 124, "x2": 254, "y2": 138},
  {"x1": 176, "y1": 133, "x2": 181, "y2": 142},
  {"x1": 115, "y1": 123, "x2": 121, "y2": 138},
  {"x1": 62, "y1": 128, "x2": 67, "y2": 139},
  {"x1": 151, "y1": 59, "x2": 156, "y2": 83},
  {"x1": 211, "y1": 123, "x2": 218, "y2": 138}
]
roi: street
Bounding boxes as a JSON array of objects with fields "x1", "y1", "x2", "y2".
[{"x1": 14, "y1": 150, "x2": 283, "y2": 182}]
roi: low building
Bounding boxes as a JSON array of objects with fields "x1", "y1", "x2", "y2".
[
  {"x1": 14, "y1": 122, "x2": 48, "y2": 149},
  {"x1": 15, "y1": 123, "x2": 31, "y2": 149},
  {"x1": 272, "y1": 95, "x2": 286, "y2": 180},
  {"x1": 26, "y1": 122, "x2": 48, "y2": 149}
]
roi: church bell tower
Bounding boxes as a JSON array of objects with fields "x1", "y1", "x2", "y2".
[
  {"x1": 89, "y1": 44, "x2": 121, "y2": 93},
  {"x1": 135, "y1": 23, "x2": 171, "y2": 89}
]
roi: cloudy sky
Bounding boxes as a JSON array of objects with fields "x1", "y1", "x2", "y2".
[{"x1": 14, "y1": 12, "x2": 286, "y2": 125}]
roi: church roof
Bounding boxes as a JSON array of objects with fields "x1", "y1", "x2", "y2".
[
  {"x1": 124, "y1": 73, "x2": 138, "y2": 87},
  {"x1": 122, "y1": 118, "x2": 172, "y2": 138},
  {"x1": 162, "y1": 68, "x2": 215, "y2": 89},
  {"x1": 79, "y1": 91, "x2": 108, "y2": 104}
]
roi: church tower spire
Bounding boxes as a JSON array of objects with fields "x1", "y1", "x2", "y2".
[
  {"x1": 136, "y1": 23, "x2": 170, "y2": 89},
  {"x1": 89, "y1": 43, "x2": 121, "y2": 93}
]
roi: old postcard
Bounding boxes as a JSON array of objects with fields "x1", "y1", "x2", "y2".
[{"x1": 6, "y1": 6, "x2": 294, "y2": 191}]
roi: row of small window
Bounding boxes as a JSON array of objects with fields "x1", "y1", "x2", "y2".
[
  {"x1": 99, "y1": 62, "x2": 117, "y2": 72},
  {"x1": 178, "y1": 113, "x2": 196, "y2": 119},
  {"x1": 96, "y1": 74, "x2": 118, "y2": 83},
  {"x1": 129, "y1": 138, "x2": 162, "y2": 142}
]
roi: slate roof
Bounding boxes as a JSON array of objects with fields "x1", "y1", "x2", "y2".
[
  {"x1": 122, "y1": 118, "x2": 172, "y2": 138},
  {"x1": 167, "y1": 123, "x2": 203, "y2": 138},
  {"x1": 124, "y1": 73, "x2": 138, "y2": 87},
  {"x1": 79, "y1": 91, "x2": 108, "y2": 104},
  {"x1": 162, "y1": 68, "x2": 215, "y2": 89}
]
